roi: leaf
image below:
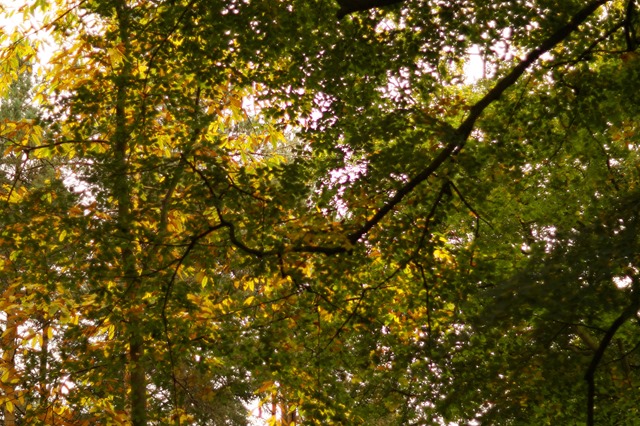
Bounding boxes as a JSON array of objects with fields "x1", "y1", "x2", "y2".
[{"x1": 257, "y1": 381, "x2": 275, "y2": 394}]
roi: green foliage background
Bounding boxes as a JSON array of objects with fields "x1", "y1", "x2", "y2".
[{"x1": 0, "y1": 0, "x2": 639, "y2": 425}]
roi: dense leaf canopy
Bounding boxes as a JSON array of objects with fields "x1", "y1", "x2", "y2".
[{"x1": 0, "y1": 0, "x2": 639, "y2": 424}]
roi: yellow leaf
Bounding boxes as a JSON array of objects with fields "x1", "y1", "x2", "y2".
[
  {"x1": 107, "y1": 46, "x2": 124, "y2": 67},
  {"x1": 433, "y1": 248, "x2": 452, "y2": 263},
  {"x1": 59, "y1": 229, "x2": 67, "y2": 242},
  {"x1": 256, "y1": 380, "x2": 275, "y2": 393},
  {"x1": 5, "y1": 401, "x2": 13, "y2": 413}
]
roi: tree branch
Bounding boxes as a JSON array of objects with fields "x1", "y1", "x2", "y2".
[
  {"x1": 348, "y1": 0, "x2": 609, "y2": 244},
  {"x1": 181, "y1": 1, "x2": 609, "y2": 260},
  {"x1": 336, "y1": 0, "x2": 406, "y2": 19},
  {"x1": 585, "y1": 297, "x2": 639, "y2": 426}
]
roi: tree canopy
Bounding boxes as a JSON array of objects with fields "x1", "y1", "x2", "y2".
[{"x1": 0, "y1": 0, "x2": 639, "y2": 424}]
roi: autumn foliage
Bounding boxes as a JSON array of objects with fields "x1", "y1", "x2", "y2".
[{"x1": 0, "y1": 1, "x2": 639, "y2": 425}]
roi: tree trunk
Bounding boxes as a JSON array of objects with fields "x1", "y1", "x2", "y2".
[
  {"x1": 39, "y1": 316, "x2": 49, "y2": 412},
  {"x1": 113, "y1": 2, "x2": 147, "y2": 424},
  {"x1": 2, "y1": 312, "x2": 17, "y2": 426}
]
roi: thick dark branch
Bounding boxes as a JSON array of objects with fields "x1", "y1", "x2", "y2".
[
  {"x1": 348, "y1": 0, "x2": 609, "y2": 244},
  {"x1": 585, "y1": 297, "x2": 639, "y2": 426},
  {"x1": 218, "y1": 215, "x2": 279, "y2": 257},
  {"x1": 186, "y1": 154, "x2": 349, "y2": 256},
  {"x1": 336, "y1": 0, "x2": 406, "y2": 19},
  {"x1": 182, "y1": 4, "x2": 607, "y2": 259},
  {"x1": 220, "y1": 214, "x2": 349, "y2": 256},
  {"x1": 347, "y1": 135, "x2": 458, "y2": 244},
  {"x1": 625, "y1": 0, "x2": 637, "y2": 51},
  {"x1": 459, "y1": 0, "x2": 609, "y2": 139}
]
